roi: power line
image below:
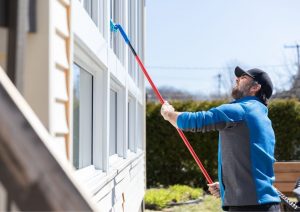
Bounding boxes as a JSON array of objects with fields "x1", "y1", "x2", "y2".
[{"x1": 146, "y1": 64, "x2": 288, "y2": 70}]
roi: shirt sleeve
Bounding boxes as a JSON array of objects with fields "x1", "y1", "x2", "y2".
[{"x1": 176, "y1": 103, "x2": 245, "y2": 132}]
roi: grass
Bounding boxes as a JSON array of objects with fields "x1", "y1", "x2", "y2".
[
  {"x1": 145, "y1": 195, "x2": 222, "y2": 212},
  {"x1": 144, "y1": 185, "x2": 222, "y2": 211}
]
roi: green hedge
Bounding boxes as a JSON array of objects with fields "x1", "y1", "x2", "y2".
[{"x1": 146, "y1": 99, "x2": 300, "y2": 188}]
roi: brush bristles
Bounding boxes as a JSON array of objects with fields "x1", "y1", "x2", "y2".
[{"x1": 110, "y1": 20, "x2": 118, "y2": 32}]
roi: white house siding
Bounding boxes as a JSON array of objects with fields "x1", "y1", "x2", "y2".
[
  {"x1": 51, "y1": 0, "x2": 72, "y2": 160},
  {"x1": 72, "y1": 0, "x2": 146, "y2": 211},
  {"x1": 23, "y1": 0, "x2": 72, "y2": 161},
  {"x1": 0, "y1": 0, "x2": 146, "y2": 210}
]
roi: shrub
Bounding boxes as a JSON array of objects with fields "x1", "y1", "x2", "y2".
[{"x1": 146, "y1": 99, "x2": 300, "y2": 188}]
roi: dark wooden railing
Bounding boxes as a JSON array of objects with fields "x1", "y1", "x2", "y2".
[{"x1": 0, "y1": 66, "x2": 95, "y2": 211}]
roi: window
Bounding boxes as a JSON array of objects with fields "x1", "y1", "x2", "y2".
[
  {"x1": 137, "y1": 103, "x2": 143, "y2": 150},
  {"x1": 73, "y1": 63, "x2": 94, "y2": 169},
  {"x1": 128, "y1": 96, "x2": 135, "y2": 151},
  {"x1": 82, "y1": 0, "x2": 97, "y2": 25},
  {"x1": 109, "y1": 89, "x2": 118, "y2": 156},
  {"x1": 83, "y1": 0, "x2": 92, "y2": 16},
  {"x1": 110, "y1": 0, "x2": 124, "y2": 64},
  {"x1": 128, "y1": 0, "x2": 137, "y2": 80},
  {"x1": 137, "y1": 0, "x2": 144, "y2": 88},
  {"x1": 79, "y1": 0, "x2": 106, "y2": 39}
]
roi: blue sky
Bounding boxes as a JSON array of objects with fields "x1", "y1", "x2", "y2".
[{"x1": 145, "y1": 0, "x2": 300, "y2": 96}]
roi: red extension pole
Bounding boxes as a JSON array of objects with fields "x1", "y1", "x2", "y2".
[
  {"x1": 113, "y1": 22, "x2": 213, "y2": 184},
  {"x1": 135, "y1": 56, "x2": 213, "y2": 184}
]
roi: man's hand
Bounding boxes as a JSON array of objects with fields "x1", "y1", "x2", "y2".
[
  {"x1": 208, "y1": 182, "x2": 220, "y2": 198},
  {"x1": 161, "y1": 102, "x2": 175, "y2": 121}
]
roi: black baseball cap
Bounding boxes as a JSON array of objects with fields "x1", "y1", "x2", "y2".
[{"x1": 235, "y1": 66, "x2": 273, "y2": 99}]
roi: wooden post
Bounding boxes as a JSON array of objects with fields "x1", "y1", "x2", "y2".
[
  {"x1": 6, "y1": 0, "x2": 28, "y2": 92},
  {"x1": 0, "y1": 0, "x2": 8, "y2": 27}
]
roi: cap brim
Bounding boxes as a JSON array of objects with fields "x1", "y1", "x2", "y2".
[{"x1": 235, "y1": 66, "x2": 253, "y2": 78}]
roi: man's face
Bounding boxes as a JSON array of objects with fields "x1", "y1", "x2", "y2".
[{"x1": 231, "y1": 74, "x2": 255, "y2": 99}]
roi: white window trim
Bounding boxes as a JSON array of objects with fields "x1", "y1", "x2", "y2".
[
  {"x1": 137, "y1": 102, "x2": 145, "y2": 150},
  {"x1": 72, "y1": 0, "x2": 146, "y2": 191},
  {"x1": 73, "y1": 0, "x2": 108, "y2": 66},
  {"x1": 77, "y1": 0, "x2": 108, "y2": 41},
  {"x1": 110, "y1": 0, "x2": 125, "y2": 65},
  {"x1": 73, "y1": 64, "x2": 94, "y2": 169},
  {"x1": 109, "y1": 78, "x2": 126, "y2": 169},
  {"x1": 74, "y1": 41, "x2": 106, "y2": 171},
  {"x1": 127, "y1": 94, "x2": 136, "y2": 153}
]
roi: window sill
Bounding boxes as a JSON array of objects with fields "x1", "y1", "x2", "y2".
[
  {"x1": 109, "y1": 151, "x2": 143, "y2": 174},
  {"x1": 74, "y1": 151, "x2": 144, "y2": 196}
]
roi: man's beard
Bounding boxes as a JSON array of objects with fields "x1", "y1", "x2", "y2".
[{"x1": 231, "y1": 83, "x2": 252, "y2": 100}]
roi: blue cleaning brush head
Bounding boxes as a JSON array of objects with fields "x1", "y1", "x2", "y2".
[{"x1": 110, "y1": 19, "x2": 118, "y2": 32}]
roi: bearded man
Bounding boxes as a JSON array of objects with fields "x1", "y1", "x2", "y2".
[{"x1": 160, "y1": 66, "x2": 281, "y2": 211}]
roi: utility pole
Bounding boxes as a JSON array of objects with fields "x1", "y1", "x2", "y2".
[
  {"x1": 284, "y1": 44, "x2": 300, "y2": 97},
  {"x1": 217, "y1": 73, "x2": 221, "y2": 97},
  {"x1": 284, "y1": 44, "x2": 300, "y2": 68}
]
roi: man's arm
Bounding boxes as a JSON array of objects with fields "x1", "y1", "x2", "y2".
[{"x1": 161, "y1": 102, "x2": 242, "y2": 132}]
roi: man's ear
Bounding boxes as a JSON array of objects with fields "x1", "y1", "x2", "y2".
[{"x1": 251, "y1": 83, "x2": 261, "y2": 94}]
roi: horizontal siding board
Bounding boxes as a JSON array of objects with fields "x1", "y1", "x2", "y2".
[
  {"x1": 115, "y1": 166, "x2": 130, "y2": 183},
  {"x1": 130, "y1": 162, "x2": 143, "y2": 180},
  {"x1": 54, "y1": 33, "x2": 69, "y2": 69},
  {"x1": 115, "y1": 175, "x2": 130, "y2": 202},
  {"x1": 58, "y1": 0, "x2": 70, "y2": 6},
  {"x1": 112, "y1": 199, "x2": 123, "y2": 212},
  {"x1": 93, "y1": 181, "x2": 114, "y2": 202},
  {"x1": 97, "y1": 191, "x2": 112, "y2": 211},
  {"x1": 54, "y1": 67, "x2": 68, "y2": 101},
  {"x1": 53, "y1": 102, "x2": 69, "y2": 134},
  {"x1": 91, "y1": 158, "x2": 145, "y2": 210},
  {"x1": 54, "y1": 0, "x2": 69, "y2": 37},
  {"x1": 53, "y1": 136, "x2": 67, "y2": 160},
  {"x1": 85, "y1": 174, "x2": 109, "y2": 195},
  {"x1": 131, "y1": 155, "x2": 143, "y2": 168},
  {"x1": 74, "y1": 166, "x2": 97, "y2": 182}
]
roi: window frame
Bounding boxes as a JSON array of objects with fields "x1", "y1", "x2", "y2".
[
  {"x1": 127, "y1": 94, "x2": 136, "y2": 152},
  {"x1": 73, "y1": 43, "x2": 106, "y2": 171},
  {"x1": 72, "y1": 63, "x2": 94, "y2": 169},
  {"x1": 77, "y1": 0, "x2": 107, "y2": 41},
  {"x1": 108, "y1": 78, "x2": 125, "y2": 166},
  {"x1": 110, "y1": 0, "x2": 125, "y2": 64},
  {"x1": 128, "y1": 0, "x2": 137, "y2": 80}
]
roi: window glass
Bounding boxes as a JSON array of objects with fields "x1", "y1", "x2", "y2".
[
  {"x1": 128, "y1": 0, "x2": 136, "y2": 80},
  {"x1": 83, "y1": 0, "x2": 92, "y2": 16},
  {"x1": 137, "y1": 103, "x2": 143, "y2": 150},
  {"x1": 83, "y1": 0, "x2": 99, "y2": 27},
  {"x1": 110, "y1": 0, "x2": 124, "y2": 64},
  {"x1": 128, "y1": 97, "x2": 135, "y2": 151},
  {"x1": 109, "y1": 89, "x2": 118, "y2": 156},
  {"x1": 73, "y1": 64, "x2": 80, "y2": 167},
  {"x1": 128, "y1": 101, "x2": 130, "y2": 150},
  {"x1": 73, "y1": 63, "x2": 93, "y2": 169}
]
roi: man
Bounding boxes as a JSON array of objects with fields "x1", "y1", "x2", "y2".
[{"x1": 161, "y1": 66, "x2": 281, "y2": 211}]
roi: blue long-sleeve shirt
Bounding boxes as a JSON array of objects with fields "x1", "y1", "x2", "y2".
[{"x1": 177, "y1": 96, "x2": 280, "y2": 207}]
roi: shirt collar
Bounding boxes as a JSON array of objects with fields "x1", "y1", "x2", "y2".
[{"x1": 231, "y1": 96, "x2": 260, "y2": 103}]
